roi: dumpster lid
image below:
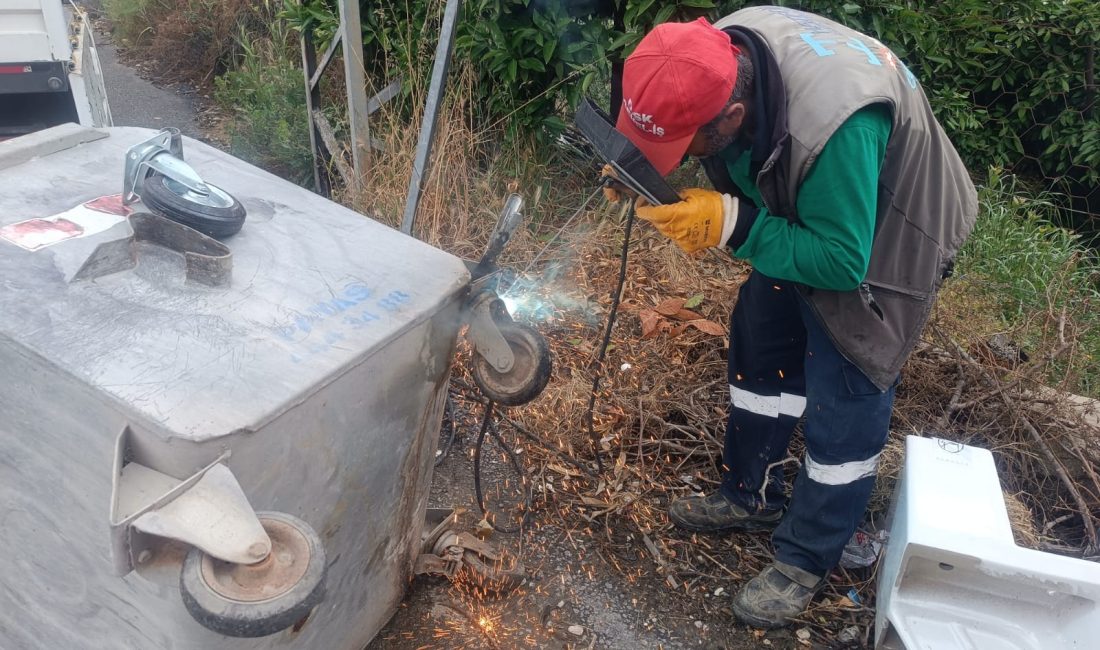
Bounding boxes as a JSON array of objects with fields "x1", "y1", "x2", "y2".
[{"x1": 0, "y1": 126, "x2": 470, "y2": 441}]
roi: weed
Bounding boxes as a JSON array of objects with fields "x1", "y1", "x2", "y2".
[
  {"x1": 946, "y1": 168, "x2": 1100, "y2": 396},
  {"x1": 213, "y1": 31, "x2": 314, "y2": 185},
  {"x1": 103, "y1": 0, "x2": 166, "y2": 45},
  {"x1": 106, "y1": 0, "x2": 275, "y2": 84}
]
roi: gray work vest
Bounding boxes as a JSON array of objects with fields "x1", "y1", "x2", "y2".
[{"x1": 713, "y1": 7, "x2": 978, "y2": 390}]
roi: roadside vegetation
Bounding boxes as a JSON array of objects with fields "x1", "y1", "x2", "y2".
[
  {"x1": 102, "y1": 0, "x2": 1100, "y2": 394},
  {"x1": 103, "y1": 0, "x2": 1100, "y2": 644}
]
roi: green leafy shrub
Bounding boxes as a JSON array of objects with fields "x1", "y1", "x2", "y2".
[
  {"x1": 953, "y1": 169, "x2": 1100, "y2": 396},
  {"x1": 716, "y1": 0, "x2": 1099, "y2": 233},
  {"x1": 103, "y1": 0, "x2": 160, "y2": 44},
  {"x1": 274, "y1": 0, "x2": 1097, "y2": 225},
  {"x1": 213, "y1": 32, "x2": 315, "y2": 184},
  {"x1": 278, "y1": 0, "x2": 716, "y2": 146}
]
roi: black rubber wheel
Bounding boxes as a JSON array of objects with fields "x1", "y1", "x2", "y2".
[
  {"x1": 472, "y1": 323, "x2": 552, "y2": 406},
  {"x1": 180, "y1": 512, "x2": 326, "y2": 638},
  {"x1": 140, "y1": 172, "x2": 246, "y2": 239}
]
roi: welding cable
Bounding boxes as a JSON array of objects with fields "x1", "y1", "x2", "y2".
[
  {"x1": 448, "y1": 376, "x2": 597, "y2": 478},
  {"x1": 473, "y1": 400, "x2": 533, "y2": 534},
  {"x1": 460, "y1": 194, "x2": 635, "y2": 527},
  {"x1": 585, "y1": 198, "x2": 638, "y2": 473}
]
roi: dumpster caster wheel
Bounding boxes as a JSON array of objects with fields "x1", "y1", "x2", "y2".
[
  {"x1": 141, "y1": 171, "x2": 246, "y2": 239},
  {"x1": 472, "y1": 322, "x2": 551, "y2": 406},
  {"x1": 180, "y1": 512, "x2": 326, "y2": 638}
]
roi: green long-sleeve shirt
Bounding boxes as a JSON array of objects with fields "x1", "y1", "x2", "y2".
[{"x1": 722, "y1": 103, "x2": 892, "y2": 291}]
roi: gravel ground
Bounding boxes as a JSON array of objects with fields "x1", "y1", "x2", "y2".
[{"x1": 367, "y1": 394, "x2": 793, "y2": 650}]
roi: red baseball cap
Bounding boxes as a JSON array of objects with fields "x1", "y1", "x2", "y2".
[{"x1": 616, "y1": 18, "x2": 740, "y2": 176}]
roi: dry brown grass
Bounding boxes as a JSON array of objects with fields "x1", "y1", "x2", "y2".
[
  {"x1": 342, "y1": 65, "x2": 569, "y2": 268},
  {"x1": 108, "y1": 0, "x2": 270, "y2": 85}
]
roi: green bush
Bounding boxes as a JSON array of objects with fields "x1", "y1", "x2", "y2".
[
  {"x1": 955, "y1": 169, "x2": 1100, "y2": 396},
  {"x1": 718, "y1": 0, "x2": 1100, "y2": 232},
  {"x1": 103, "y1": 0, "x2": 161, "y2": 44},
  {"x1": 213, "y1": 35, "x2": 315, "y2": 185},
  {"x1": 275, "y1": 0, "x2": 1097, "y2": 225},
  {"x1": 279, "y1": 0, "x2": 717, "y2": 146}
]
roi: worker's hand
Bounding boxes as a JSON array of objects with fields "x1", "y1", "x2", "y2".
[
  {"x1": 635, "y1": 188, "x2": 739, "y2": 254},
  {"x1": 600, "y1": 164, "x2": 637, "y2": 203}
]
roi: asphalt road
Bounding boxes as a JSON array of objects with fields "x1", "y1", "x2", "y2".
[{"x1": 84, "y1": 1, "x2": 202, "y2": 138}]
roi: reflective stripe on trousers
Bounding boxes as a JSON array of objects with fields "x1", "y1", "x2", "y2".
[
  {"x1": 729, "y1": 386, "x2": 807, "y2": 419},
  {"x1": 804, "y1": 452, "x2": 881, "y2": 485}
]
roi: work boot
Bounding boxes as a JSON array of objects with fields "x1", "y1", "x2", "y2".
[
  {"x1": 668, "y1": 491, "x2": 782, "y2": 533},
  {"x1": 731, "y1": 562, "x2": 826, "y2": 628}
]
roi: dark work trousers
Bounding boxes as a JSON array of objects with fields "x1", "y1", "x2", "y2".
[{"x1": 718, "y1": 271, "x2": 896, "y2": 576}]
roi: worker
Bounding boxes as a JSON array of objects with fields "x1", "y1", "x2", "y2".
[{"x1": 605, "y1": 7, "x2": 977, "y2": 627}]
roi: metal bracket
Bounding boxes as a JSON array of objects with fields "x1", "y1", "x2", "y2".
[
  {"x1": 433, "y1": 530, "x2": 501, "y2": 562},
  {"x1": 472, "y1": 194, "x2": 524, "y2": 279},
  {"x1": 130, "y1": 464, "x2": 271, "y2": 564},
  {"x1": 122, "y1": 128, "x2": 209, "y2": 204},
  {"x1": 414, "y1": 507, "x2": 462, "y2": 577},
  {"x1": 300, "y1": 0, "x2": 377, "y2": 196},
  {"x1": 412, "y1": 510, "x2": 526, "y2": 592},
  {"x1": 465, "y1": 290, "x2": 514, "y2": 374},
  {"x1": 108, "y1": 426, "x2": 270, "y2": 576}
]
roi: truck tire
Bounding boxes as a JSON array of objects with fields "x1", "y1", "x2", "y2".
[
  {"x1": 141, "y1": 172, "x2": 246, "y2": 239},
  {"x1": 180, "y1": 512, "x2": 326, "y2": 638}
]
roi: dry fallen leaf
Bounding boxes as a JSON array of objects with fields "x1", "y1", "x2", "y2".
[
  {"x1": 688, "y1": 319, "x2": 726, "y2": 336},
  {"x1": 547, "y1": 463, "x2": 580, "y2": 477},
  {"x1": 652, "y1": 297, "x2": 686, "y2": 316},
  {"x1": 670, "y1": 308, "x2": 704, "y2": 321},
  {"x1": 640, "y1": 309, "x2": 661, "y2": 338}
]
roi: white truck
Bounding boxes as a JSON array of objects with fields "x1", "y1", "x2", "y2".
[{"x1": 0, "y1": 0, "x2": 111, "y2": 139}]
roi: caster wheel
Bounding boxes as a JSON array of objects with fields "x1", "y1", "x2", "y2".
[
  {"x1": 141, "y1": 172, "x2": 246, "y2": 238},
  {"x1": 472, "y1": 322, "x2": 551, "y2": 406},
  {"x1": 180, "y1": 512, "x2": 326, "y2": 638}
]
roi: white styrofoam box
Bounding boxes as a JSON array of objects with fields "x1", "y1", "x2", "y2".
[{"x1": 876, "y1": 435, "x2": 1100, "y2": 649}]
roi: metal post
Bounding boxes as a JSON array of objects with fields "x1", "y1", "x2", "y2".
[
  {"x1": 300, "y1": 27, "x2": 329, "y2": 196},
  {"x1": 337, "y1": 0, "x2": 370, "y2": 182},
  {"x1": 400, "y1": 0, "x2": 463, "y2": 235}
]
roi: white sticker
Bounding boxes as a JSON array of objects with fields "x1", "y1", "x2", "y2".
[{"x1": 0, "y1": 194, "x2": 132, "y2": 251}]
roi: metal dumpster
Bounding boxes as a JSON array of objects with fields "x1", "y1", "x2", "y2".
[{"x1": 0, "y1": 124, "x2": 471, "y2": 648}]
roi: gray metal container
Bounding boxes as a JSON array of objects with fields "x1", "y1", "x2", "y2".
[{"x1": 0, "y1": 125, "x2": 469, "y2": 648}]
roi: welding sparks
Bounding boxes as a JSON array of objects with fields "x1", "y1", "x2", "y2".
[
  {"x1": 499, "y1": 271, "x2": 599, "y2": 324},
  {"x1": 500, "y1": 287, "x2": 561, "y2": 322}
]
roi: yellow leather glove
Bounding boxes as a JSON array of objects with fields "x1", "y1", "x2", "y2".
[{"x1": 635, "y1": 188, "x2": 739, "y2": 254}]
